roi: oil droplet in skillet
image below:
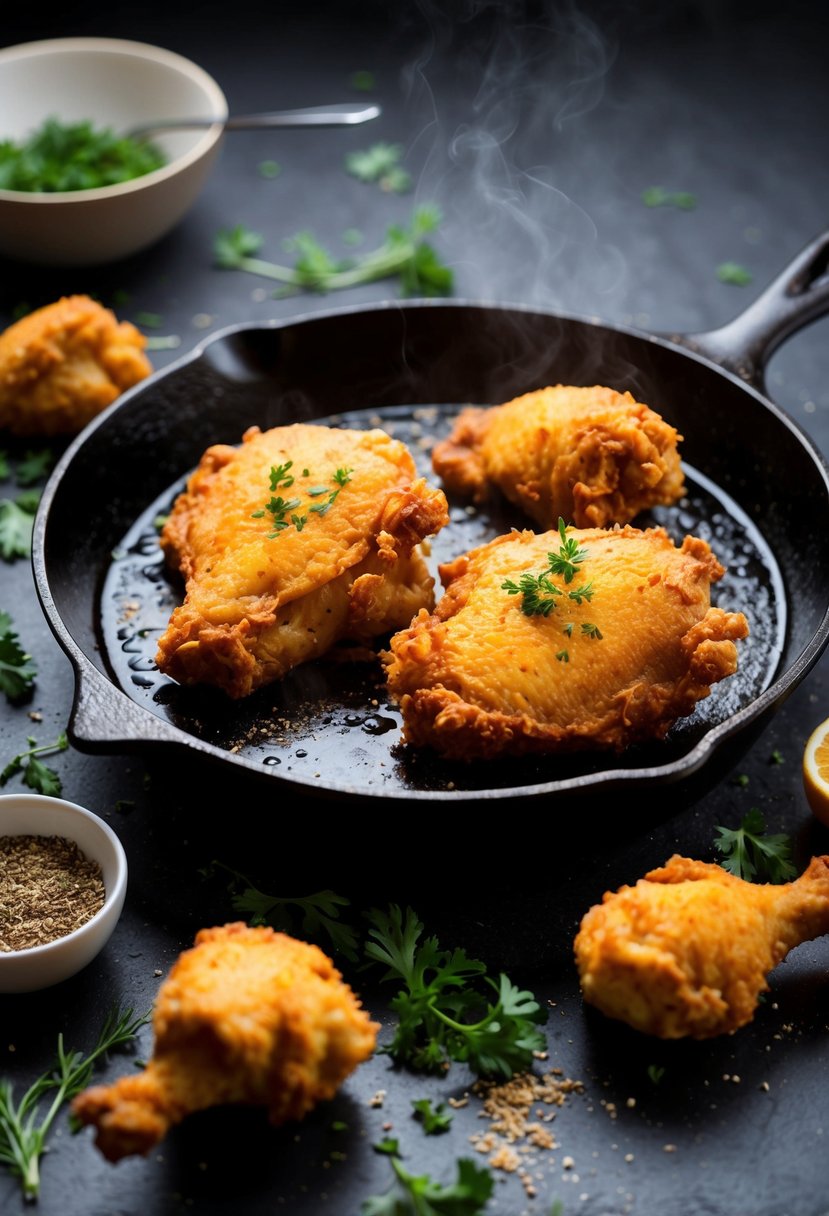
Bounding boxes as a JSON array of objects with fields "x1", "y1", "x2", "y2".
[
  {"x1": 362, "y1": 715, "x2": 397, "y2": 736},
  {"x1": 263, "y1": 756, "x2": 281, "y2": 766}
]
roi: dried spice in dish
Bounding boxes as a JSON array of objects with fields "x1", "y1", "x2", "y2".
[{"x1": 0, "y1": 834, "x2": 105, "y2": 951}]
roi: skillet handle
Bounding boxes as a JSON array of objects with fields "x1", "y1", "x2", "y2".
[
  {"x1": 69, "y1": 660, "x2": 184, "y2": 752},
  {"x1": 673, "y1": 229, "x2": 829, "y2": 391}
]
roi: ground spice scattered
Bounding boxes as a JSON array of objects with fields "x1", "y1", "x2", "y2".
[
  {"x1": 0, "y1": 834, "x2": 105, "y2": 952},
  {"x1": 469, "y1": 1069, "x2": 585, "y2": 1200}
]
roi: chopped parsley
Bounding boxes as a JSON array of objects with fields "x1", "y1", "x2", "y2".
[
  {"x1": 251, "y1": 462, "x2": 353, "y2": 536},
  {"x1": 345, "y1": 142, "x2": 412, "y2": 193},
  {"x1": 716, "y1": 261, "x2": 752, "y2": 286},
  {"x1": 641, "y1": 186, "x2": 697, "y2": 209},
  {"x1": 0, "y1": 117, "x2": 165, "y2": 193}
]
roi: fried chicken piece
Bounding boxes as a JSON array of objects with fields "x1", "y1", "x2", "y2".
[
  {"x1": 432, "y1": 384, "x2": 685, "y2": 528},
  {"x1": 156, "y1": 423, "x2": 449, "y2": 697},
  {"x1": 71, "y1": 923, "x2": 379, "y2": 1161},
  {"x1": 574, "y1": 855, "x2": 829, "y2": 1039},
  {"x1": 383, "y1": 524, "x2": 748, "y2": 761},
  {"x1": 0, "y1": 294, "x2": 152, "y2": 436}
]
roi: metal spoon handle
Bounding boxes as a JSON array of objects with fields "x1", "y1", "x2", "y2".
[{"x1": 129, "y1": 103, "x2": 381, "y2": 140}]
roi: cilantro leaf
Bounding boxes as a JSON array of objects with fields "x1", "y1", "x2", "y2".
[
  {"x1": 0, "y1": 117, "x2": 165, "y2": 193},
  {"x1": 0, "y1": 613, "x2": 37, "y2": 700},
  {"x1": 362, "y1": 1156, "x2": 493, "y2": 1216},
  {"x1": 713, "y1": 808, "x2": 796, "y2": 883},
  {"x1": 365, "y1": 905, "x2": 546, "y2": 1078}
]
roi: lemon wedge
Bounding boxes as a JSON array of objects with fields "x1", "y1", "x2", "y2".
[{"x1": 802, "y1": 716, "x2": 829, "y2": 827}]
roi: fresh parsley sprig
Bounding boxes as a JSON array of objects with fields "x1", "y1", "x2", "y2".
[
  {"x1": 0, "y1": 1006, "x2": 149, "y2": 1200},
  {"x1": 0, "y1": 732, "x2": 68, "y2": 796},
  {"x1": 501, "y1": 518, "x2": 597, "y2": 623},
  {"x1": 0, "y1": 611, "x2": 37, "y2": 701},
  {"x1": 0, "y1": 496, "x2": 37, "y2": 561},
  {"x1": 204, "y1": 861, "x2": 359, "y2": 961},
  {"x1": 365, "y1": 905, "x2": 547, "y2": 1079},
  {"x1": 214, "y1": 206, "x2": 452, "y2": 298},
  {"x1": 362, "y1": 1155, "x2": 493, "y2": 1216},
  {"x1": 713, "y1": 808, "x2": 796, "y2": 883}
]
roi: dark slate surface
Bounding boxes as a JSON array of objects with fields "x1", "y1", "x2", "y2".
[{"x1": 1, "y1": 3, "x2": 829, "y2": 1214}]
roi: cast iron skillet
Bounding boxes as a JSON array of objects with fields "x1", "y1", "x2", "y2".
[{"x1": 33, "y1": 230, "x2": 829, "y2": 805}]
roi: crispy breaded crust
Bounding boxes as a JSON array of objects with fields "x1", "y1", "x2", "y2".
[
  {"x1": 156, "y1": 423, "x2": 449, "y2": 697},
  {"x1": 71, "y1": 923, "x2": 379, "y2": 1162},
  {"x1": 432, "y1": 384, "x2": 685, "y2": 528},
  {"x1": 383, "y1": 525, "x2": 748, "y2": 760},
  {"x1": 0, "y1": 294, "x2": 152, "y2": 435},
  {"x1": 574, "y1": 855, "x2": 829, "y2": 1038}
]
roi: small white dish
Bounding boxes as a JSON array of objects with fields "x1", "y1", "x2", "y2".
[
  {"x1": 0, "y1": 793, "x2": 128, "y2": 993},
  {"x1": 0, "y1": 37, "x2": 228, "y2": 266}
]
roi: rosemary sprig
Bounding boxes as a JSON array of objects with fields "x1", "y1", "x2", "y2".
[{"x1": 0, "y1": 1006, "x2": 150, "y2": 1200}]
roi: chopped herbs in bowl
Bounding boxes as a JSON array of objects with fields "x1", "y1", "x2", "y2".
[
  {"x1": 0, "y1": 117, "x2": 166, "y2": 193},
  {"x1": 0, "y1": 37, "x2": 227, "y2": 266}
]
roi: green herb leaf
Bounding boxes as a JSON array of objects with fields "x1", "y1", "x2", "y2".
[
  {"x1": 502, "y1": 520, "x2": 595, "y2": 621},
  {"x1": 0, "y1": 117, "x2": 165, "y2": 193},
  {"x1": 641, "y1": 186, "x2": 697, "y2": 209},
  {"x1": 0, "y1": 733, "x2": 67, "y2": 795},
  {"x1": 15, "y1": 449, "x2": 52, "y2": 486},
  {"x1": 259, "y1": 160, "x2": 281, "y2": 179},
  {"x1": 713, "y1": 808, "x2": 796, "y2": 883},
  {"x1": 0, "y1": 500, "x2": 35, "y2": 560},
  {"x1": 0, "y1": 1005, "x2": 149, "y2": 1199},
  {"x1": 0, "y1": 612, "x2": 37, "y2": 700},
  {"x1": 205, "y1": 862, "x2": 359, "y2": 961},
  {"x1": 0, "y1": 452, "x2": 9, "y2": 481},
  {"x1": 345, "y1": 143, "x2": 412, "y2": 193},
  {"x1": 350, "y1": 70, "x2": 376, "y2": 92},
  {"x1": 365, "y1": 905, "x2": 546, "y2": 1078},
  {"x1": 373, "y1": 1137, "x2": 401, "y2": 1156},
  {"x1": 412, "y1": 1098, "x2": 453, "y2": 1134},
  {"x1": 362, "y1": 1157, "x2": 493, "y2": 1216},
  {"x1": 214, "y1": 208, "x2": 452, "y2": 299},
  {"x1": 716, "y1": 262, "x2": 752, "y2": 286}
]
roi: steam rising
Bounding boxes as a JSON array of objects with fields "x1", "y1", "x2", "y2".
[{"x1": 396, "y1": 0, "x2": 630, "y2": 313}]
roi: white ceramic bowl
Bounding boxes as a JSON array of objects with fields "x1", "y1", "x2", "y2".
[
  {"x1": 0, "y1": 37, "x2": 228, "y2": 266},
  {"x1": 0, "y1": 793, "x2": 128, "y2": 993}
]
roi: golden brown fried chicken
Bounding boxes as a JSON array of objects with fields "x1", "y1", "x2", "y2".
[
  {"x1": 432, "y1": 384, "x2": 684, "y2": 528},
  {"x1": 156, "y1": 423, "x2": 449, "y2": 697},
  {"x1": 574, "y1": 854, "x2": 829, "y2": 1039},
  {"x1": 71, "y1": 923, "x2": 379, "y2": 1162},
  {"x1": 383, "y1": 524, "x2": 748, "y2": 761},
  {"x1": 0, "y1": 294, "x2": 152, "y2": 436}
]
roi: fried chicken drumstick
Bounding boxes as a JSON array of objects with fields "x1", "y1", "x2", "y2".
[
  {"x1": 0, "y1": 294, "x2": 152, "y2": 436},
  {"x1": 71, "y1": 924, "x2": 378, "y2": 1161},
  {"x1": 156, "y1": 422, "x2": 449, "y2": 697},
  {"x1": 383, "y1": 523, "x2": 748, "y2": 761},
  {"x1": 574, "y1": 855, "x2": 829, "y2": 1038},
  {"x1": 431, "y1": 384, "x2": 684, "y2": 528}
]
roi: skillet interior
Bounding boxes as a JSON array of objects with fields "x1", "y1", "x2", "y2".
[{"x1": 35, "y1": 302, "x2": 829, "y2": 800}]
